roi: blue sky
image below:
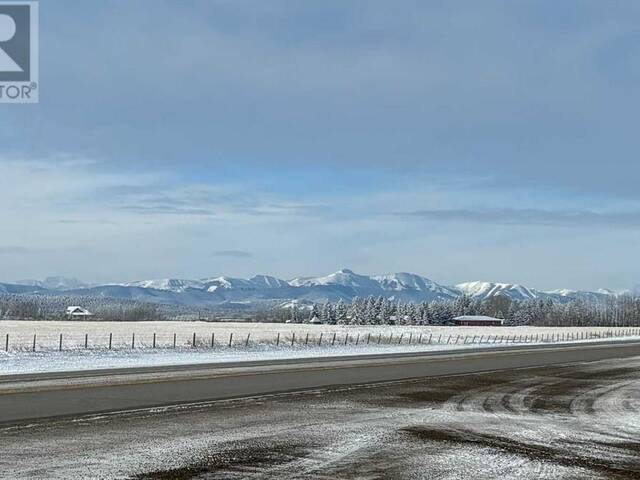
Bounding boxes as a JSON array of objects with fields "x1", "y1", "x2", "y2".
[{"x1": 2, "y1": 0, "x2": 640, "y2": 290}]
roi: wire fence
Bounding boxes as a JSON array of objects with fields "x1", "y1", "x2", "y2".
[{"x1": 1, "y1": 327, "x2": 639, "y2": 353}]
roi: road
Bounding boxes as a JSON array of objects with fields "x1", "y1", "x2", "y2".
[
  {"x1": 1, "y1": 340, "x2": 640, "y2": 425},
  {"x1": 1, "y1": 351, "x2": 640, "y2": 479}
]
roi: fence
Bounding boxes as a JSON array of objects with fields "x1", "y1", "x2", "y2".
[{"x1": 1, "y1": 327, "x2": 639, "y2": 353}]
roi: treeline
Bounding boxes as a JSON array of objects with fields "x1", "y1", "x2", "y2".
[
  {"x1": 0, "y1": 294, "x2": 166, "y2": 321},
  {"x1": 4, "y1": 293, "x2": 640, "y2": 327},
  {"x1": 266, "y1": 295, "x2": 640, "y2": 327}
]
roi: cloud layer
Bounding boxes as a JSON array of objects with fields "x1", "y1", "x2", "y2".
[
  {"x1": 1, "y1": 1, "x2": 640, "y2": 290},
  {"x1": 405, "y1": 209, "x2": 640, "y2": 228}
]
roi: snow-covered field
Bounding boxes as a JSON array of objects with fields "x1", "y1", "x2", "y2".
[
  {"x1": 1, "y1": 321, "x2": 638, "y2": 375},
  {"x1": 2, "y1": 320, "x2": 637, "y2": 349}
]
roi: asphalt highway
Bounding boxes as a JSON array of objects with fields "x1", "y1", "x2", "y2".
[
  {"x1": 2, "y1": 351, "x2": 640, "y2": 479},
  {"x1": 1, "y1": 340, "x2": 640, "y2": 425}
]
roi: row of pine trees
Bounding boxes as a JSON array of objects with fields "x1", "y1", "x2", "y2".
[{"x1": 286, "y1": 295, "x2": 640, "y2": 327}]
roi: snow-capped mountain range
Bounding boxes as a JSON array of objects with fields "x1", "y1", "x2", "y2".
[{"x1": 3, "y1": 269, "x2": 635, "y2": 308}]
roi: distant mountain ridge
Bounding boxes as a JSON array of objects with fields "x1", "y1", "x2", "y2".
[
  {"x1": 5, "y1": 269, "x2": 632, "y2": 309},
  {"x1": 14, "y1": 276, "x2": 92, "y2": 291}
]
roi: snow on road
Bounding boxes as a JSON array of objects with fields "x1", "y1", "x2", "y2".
[
  {"x1": 0, "y1": 342, "x2": 486, "y2": 375},
  {"x1": 3, "y1": 357, "x2": 640, "y2": 479}
]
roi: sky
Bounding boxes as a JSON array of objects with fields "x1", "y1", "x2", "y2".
[{"x1": 2, "y1": 0, "x2": 640, "y2": 290}]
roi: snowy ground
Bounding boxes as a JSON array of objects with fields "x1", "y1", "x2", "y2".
[
  {"x1": 2, "y1": 356, "x2": 640, "y2": 479},
  {"x1": 1, "y1": 321, "x2": 638, "y2": 375},
  {"x1": 0, "y1": 341, "x2": 581, "y2": 375}
]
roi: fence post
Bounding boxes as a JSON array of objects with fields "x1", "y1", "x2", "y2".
[
  {"x1": 85, "y1": 333, "x2": 88, "y2": 349},
  {"x1": 428, "y1": 334, "x2": 433, "y2": 344},
  {"x1": 377, "y1": 333, "x2": 381, "y2": 344},
  {"x1": 33, "y1": 334, "x2": 36, "y2": 352},
  {"x1": 344, "y1": 334, "x2": 349, "y2": 345},
  {"x1": 291, "y1": 332, "x2": 295, "y2": 346},
  {"x1": 332, "y1": 332, "x2": 336, "y2": 346},
  {"x1": 367, "y1": 333, "x2": 371, "y2": 344},
  {"x1": 153, "y1": 333, "x2": 156, "y2": 349},
  {"x1": 408, "y1": 333, "x2": 413, "y2": 344},
  {"x1": 173, "y1": 333, "x2": 176, "y2": 348},
  {"x1": 132, "y1": 333, "x2": 135, "y2": 349},
  {"x1": 5, "y1": 333, "x2": 8, "y2": 352},
  {"x1": 192, "y1": 332, "x2": 196, "y2": 348},
  {"x1": 318, "y1": 332, "x2": 323, "y2": 346},
  {"x1": 246, "y1": 333, "x2": 251, "y2": 347},
  {"x1": 109, "y1": 332, "x2": 112, "y2": 350},
  {"x1": 59, "y1": 333, "x2": 63, "y2": 351},
  {"x1": 229, "y1": 333, "x2": 233, "y2": 347},
  {"x1": 276, "y1": 332, "x2": 280, "y2": 346},
  {"x1": 305, "y1": 333, "x2": 309, "y2": 346},
  {"x1": 418, "y1": 333, "x2": 422, "y2": 344},
  {"x1": 211, "y1": 333, "x2": 215, "y2": 348},
  {"x1": 398, "y1": 333, "x2": 403, "y2": 345},
  {"x1": 355, "y1": 333, "x2": 360, "y2": 345}
]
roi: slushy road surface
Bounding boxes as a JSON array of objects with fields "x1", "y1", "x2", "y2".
[{"x1": 1, "y1": 355, "x2": 640, "y2": 479}]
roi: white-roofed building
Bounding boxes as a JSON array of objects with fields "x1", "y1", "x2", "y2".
[
  {"x1": 453, "y1": 315, "x2": 504, "y2": 326},
  {"x1": 66, "y1": 306, "x2": 93, "y2": 319}
]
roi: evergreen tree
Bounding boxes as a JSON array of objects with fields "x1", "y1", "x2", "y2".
[
  {"x1": 321, "y1": 301, "x2": 335, "y2": 324},
  {"x1": 335, "y1": 299, "x2": 348, "y2": 325}
]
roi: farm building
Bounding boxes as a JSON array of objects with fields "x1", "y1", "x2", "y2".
[
  {"x1": 66, "y1": 306, "x2": 93, "y2": 319},
  {"x1": 453, "y1": 315, "x2": 504, "y2": 326}
]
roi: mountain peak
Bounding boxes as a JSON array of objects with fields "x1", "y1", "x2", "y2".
[
  {"x1": 455, "y1": 281, "x2": 539, "y2": 301},
  {"x1": 124, "y1": 278, "x2": 205, "y2": 292},
  {"x1": 337, "y1": 268, "x2": 355, "y2": 275},
  {"x1": 249, "y1": 275, "x2": 289, "y2": 289}
]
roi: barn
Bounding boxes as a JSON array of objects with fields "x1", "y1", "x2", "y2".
[
  {"x1": 66, "y1": 306, "x2": 93, "y2": 319},
  {"x1": 452, "y1": 315, "x2": 504, "y2": 326}
]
